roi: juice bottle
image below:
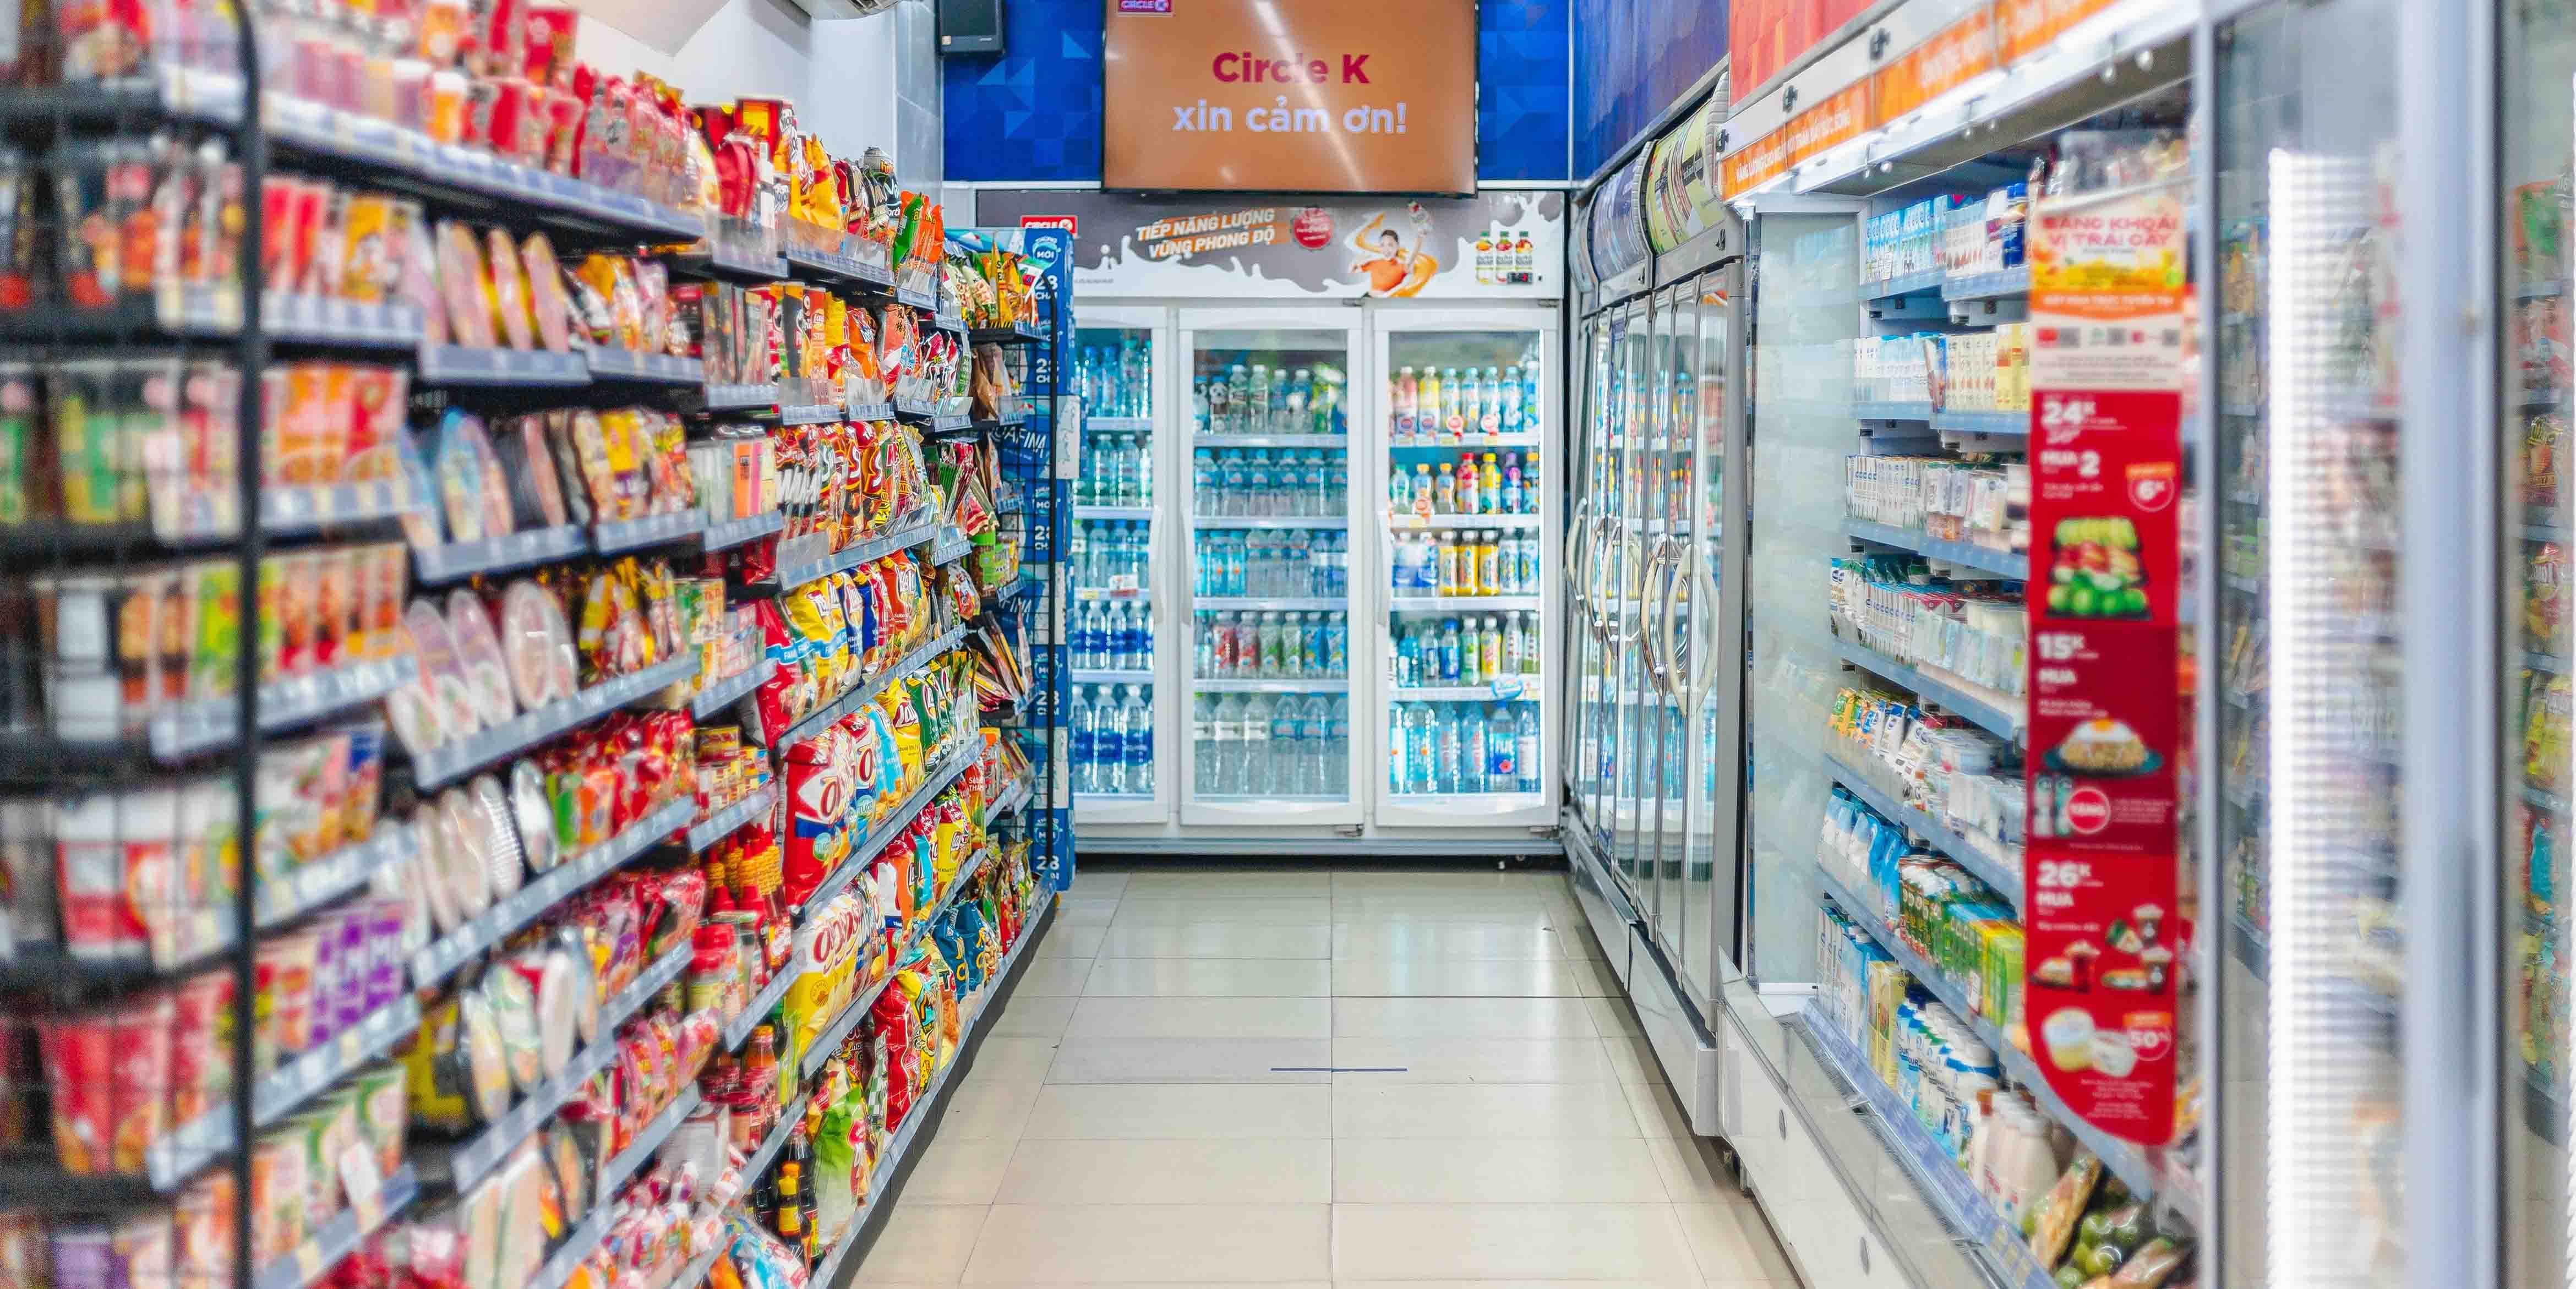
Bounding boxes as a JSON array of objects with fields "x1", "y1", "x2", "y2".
[
  {"x1": 1441, "y1": 368, "x2": 1465, "y2": 441},
  {"x1": 1478, "y1": 453, "x2": 1502, "y2": 513},
  {"x1": 1412, "y1": 463, "x2": 1436, "y2": 518},
  {"x1": 1500, "y1": 452, "x2": 1524, "y2": 514},
  {"x1": 1456, "y1": 454, "x2": 1481, "y2": 515},
  {"x1": 1475, "y1": 232, "x2": 1494, "y2": 284},
  {"x1": 1417, "y1": 367, "x2": 1443, "y2": 441},
  {"x1": 1393, "y1": 365, "x2": 1417, "y2": 443},
  {"x1": 1481, "y1": 367, "x2": 1504, "y2": 434},
  {"x1": 1514, "y1": 230, "x2": 1535, "y2": 283},
  {"x1": 1522, "y1": 450, "x2": 1541, "y2": 513},
  {"x1": 1436, "y1": 532, "x2": 1460, "y2": 595},
  {"x1": 1433, "y1": 462, "x2": 1458, "y2": 515}
]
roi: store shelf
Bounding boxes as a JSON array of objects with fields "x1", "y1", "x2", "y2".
[
  {"x1": 807, "y1": 899, "x2": 1055, "y2": 1288},
  {"x1": 1074, "y1": 586, "x2": 1153, "y2": 603},
  {"x1": 894, "y1": 283, "x2": 939, "y2": 309},
  {"x1": 1931, "y1": 408, "x2": 2029, "y2": 436},
  {"x1": 138, "y1": 654, "x2": 420, "y2": 762},
  {"x1": 592, "y1": 509, "x2": 707, "y2": 555},
  {"x1": 418, "y1": 345, "x2": 592, "y2": 386},
  {"x1": 1833, "y1": 639, "x2": 2024, "y2": 739},
  {"x1": 779, "y1": 403, "x2": 845, "y2": 425},
  {"x1": 530, "y1": 1088, "x2": 703, "y2": 1289},
  {"x1": 1814, "y1": 870, "x2": 2175, "y2": 1214},
  {"x1": 688, "y1": 783, "x2": 776, "y2": 852},
  {"x1": 1091, "y1": 417, "x2": 1156, "y2": 434},
  {"x1": 722, "y1": 955, "x2": 801, "y2": 1052},
  {"x1": 970, "y1": 321, "x2": 1051, "y2": 346},
  {"x1": 1861, "y1": 268, "x2": 1946, "y2": 300},
  {"x1": 586, "y1": 348, "x2": 705, "y2": 384},
  {"x1": 703, "y1": 382, "x2": 777, "y2": 411},
  {"x1": 768, "y1": 625, "x2": 966, "y2": 751},
  {"x1": 17, "y1": 286, "x2": 429, "y2": 348},
  {"x1": 2522, "y1": 280, "x2": 2569, "y2": 301},
  {"x1": 992, "y1": 774, "x2": 1035, "y2": 820},
  {"x1": 1387, "y1": 790, "x2": 1546, "y2": 809},
  {"x1": 1845, "y1": 518, "x2": 2024, "y2": 578},
  {"x1": 1389, "y1": 432, "x2": 1544, "y2": 450},
  {"x1": 784, "y1": 242, "x2": 897, "y2": 290},
  {"x1": 1826, "y1": 755, "x2": 2022, "y2": 904},
  {"x1": 933, "y1": 525, "x2": 975, "y2": 565},
  {"x1": 412, "y1": 524, "x2": 591, "y2": 586},
  {"x1": 738, "y1": 1110, "x2": 798, "y2": 1195},
  {"x1": 932, "y1": 312, "x2": 968, "y2": 336},
  {"x1": 1795, "y1": 1005, "x2": 2057, "y2": 1289},
  {"x1": 1074, "y1": 669, "x2": 1157, "y2": 685},
  {"x1": 800, "y1": 738, "x2": 983, "y2": 918},
  {"x1": 1388, "y1": 596, "x2": 1543, "y2": 613},
  {"x1": 701, "y1": 510, "x2": 786, "y2": 553},
  {"x1": 407, "y1": 796, "x2": 695, "y2": 988},
  {"x1": 252, "y1": 1164, "x2": 418, "y2": 1289},
  {"x1": 1193, "y1": 515, "x2": 1348, "y2": 529},
  {"x1": 1196, "y1": 433, "x2": 1350, "y2": 448},
  {"x1": 1393, "y1": 680, "x2": 1540, "y2": 702},
  {"x1": 1074, "y1": 505, "x2": 1159, "y2": 521},
  {"x1": 1853, "y1": 400, "x2": 1935, "y2": 421},
  {"x1": 258, "y1": 823, "x2": 421, "y2": 928},
  {"x1": 2530, "y1": 651, "x2": 2573, "y2": 675},
  {"x1": 669, "y1": 242, "x2": 788, "y2": 282},
  {"x1": 800, "y1": 843, "x2": 996, "y2": 1079},
  {"x1": 1192, "y1": 678, "x2": 1351, "y2": 693},
  {"x1": 412, "y1": 654, "x2": 700, "y2": 790},
  {"x1": 1198, "y1": 597, "x2": 1347, "y2": 612},
  {"x1": 692, "y1": 660, "x2": 771, "y2": 722},
  {"x1": 769, "y1": 515, "x2": 941, "y2": 592},
  {"x1": 1389, "y1": 512, "x2": 1542, "y2": 529},
  {"x1": 420, "y1": 940, "x2": 692, "y2": 1195},
  {"x1": 1942, "y1": 267, "x2": 2031, "y2": 301}
]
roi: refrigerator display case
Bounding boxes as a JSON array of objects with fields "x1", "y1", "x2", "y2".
[
  {"x1": 1069, "y1": 306, "x2": 1172, "y2": 826},
  {"x1": 1178, "y1": 311, "x2": 1365, "y2": 828},
  {"x1": 1371, "y1": 309, "x2": 1559, "y2": 831}
]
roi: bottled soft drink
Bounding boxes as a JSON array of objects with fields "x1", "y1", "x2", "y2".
[
  {"x1": 1077, "y1": 602, "x2": 1105, "y2": 669},
  {"x1": 1257, "y1": 611, "x2": 1282, "y2": 678},
  {"x1": 1327, "y1": 531, "x2": 1349, "y2": 597},
  {"x1": 1459, "y1": 618, "x2": 1482, "y2": 686},
  {"x1": 1502, "y1": 452, "x2": 1525, "y2": 514},
  {"x1": 1418, "y1": 368, "x2": 1443, "y2": 440},
  {"x1": 1521, "y1": 359, "x2": 1541, "y2": 427},
  {"x1": 1501, "y1": 367, "x2": 1525, "y2": 434},
  {"x1": 1525, "y1": 450, "x2": 1541, "y2": 506},
  {"x1": 1412, "y1": 463, "x2": 1436, "y2": 518},
  {"x1": 1314, "y1": 373, "x2": 1341, "y2": 435},
  {"x1": 1456, "y1": 455, "x2": 1480, "y2": 515},
  {"x1": 1477, "y1": 533, "x2": 1501, "y2": 596},
  {"x1": 1326, "y1": 611, "x2": 1348, "y2": 676},
  {"x1": 1480, "y1": 615, "x2": 1503, "y2": 679},
  {"x1": 1440, "y1": 368, "x2": 1465, "y2": 440},
  {"x1": 1394, "y1": 365, "x2": 1418, "y2": 442},
  {"x1": 1433, "y1": 466, "x2": 1457, "y2": 515},
  {"x1": 1515, "y1": 705, "x2": 1541, "y2": 793},
  {"x1": 1481, "y1": 367, "x2": 1504, "y2": 435},
  {"x1": 1501, "y1": 614, "x2": 1524, "y2": 677},
  {"x1": 1480, "y1": 453, "x2": 1503, "y2": 514},
  {"x1": 1122, "y1": 686, "x2": 1153, "y2": 793},
  {"x1": 1461, "y1": 369, "x2": 1483, "y2": 439},
  {"x1": 1518, "y1": 611, "x2": 1540, "y2": 674},
  {"x1": 1390, "y1": 462, "x2": 1414, "y2": 515},
  {"x1": 1229, "y1": 364, "x2": 1251, "y2": 432},
  {"x1": 1438, "y1": 619, "x2": 1461, "y2": 683},
  {"x1": 1437, "y1": 533, "x2": 1461, "y2": 596}
]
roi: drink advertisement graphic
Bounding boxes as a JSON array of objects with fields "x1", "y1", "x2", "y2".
[{"x1": 2021, "y1": 149, "x2": 2188, "y2": 1145}]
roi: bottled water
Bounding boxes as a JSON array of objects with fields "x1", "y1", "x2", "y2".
[
  {"x1": 1487, "y1": 704, "x2": 1517, "y2": 792},
  {"x1": 1241, "y1": 696, "x2": 1273, "y2": 791},
  {"x1": 1327, "y1": 697, "x2": 1350, "y2": 790},
  {"x1": 1076, "y1": 602, "x2": 1105, "y2": 669},
  {"x1": 1287, "y1": 369, "x2": 1312, "y2": 436},
  {"x1": 1257, "y1": 611, "x2": 1284, "y2": 678},
  {"x1": 1515, "y1": 706, "x2": 1541, "y2": 793},
  {"x1": 1388, "y1": 701, "x2": 1409, "y2": 793},
  {"x1": 1071, "y1": 686, "x2": 1099, "y2": 792},
  {"x1": 1192, "y1": 690, "x2": 1216, "y2": 790},
  {"x1": 1272, "y1": 698, "x2": 1302, "y2": 793},
  {"x1": 1438, "y1": 619, "x2": 1461, "y2": 684},
  {"x1": 1406, "y1": 704, "x2": 1436, "y2": 794},
  {"x1": 1434, "y1": 707, "x2": 1463, "y2": 794},
  {"x1": 1125, "y1": 602, "x2": 1153, "y2": 670},
  {"x1": 1461, "y1": 708, "x2": 1487, "y2": 795},
  {"x1": 1301, "y1": 695, "x2": 1332, "y2": 794},
  {"x1": 1248, "y1": 365, "x2": 1271, "y2": 434},
  {"x1": 1122, "y1": 686, "x2": 1153, "y2": 794},
  {"x1": 1194, "y1": 611, "x2": 1215, "y2": 676},
  {"x1": 1133, "y1": 433, "x2": 1153, "y2": 503},
  {"x1": 1247, "y1": 451, "x2": 1273, "y2": 516},
  {"x1": 1101, "y1": 690, "x2": 1130, "y2": 795},
  {"x1": 1286, "y1": 529, "x2": 1311, "y2": 597}
]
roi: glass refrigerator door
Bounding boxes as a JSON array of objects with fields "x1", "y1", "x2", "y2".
[
  {"x1": 1573, "y1": 309, "x2": 1628, "y2": 854},
  {"x1": 1642, "y1": 285, "x2": 1700, "y2": 982},
  {"x1": 1068, "y1": 306, "x2": 1174, "y2": 826},
  {"x1": 2214, "y1": 2, "x2": 2405, "y2": 1283},
  {"x1": 1610, "y1": 299, "x2": 1662, "y2": 896},
  {"x1": 2503, "y1": 1, "x2": 2574, "y2": 1283},
  {"x1": 1178, "y1": 312, "x2": 1363, "y2": 827},
  {"x1": 1674, "y1": 263, "x2": 1745, "y2": 1000},
  {"x1": 1371, "y1": 308, "x2": 1558, "y2": 830}
]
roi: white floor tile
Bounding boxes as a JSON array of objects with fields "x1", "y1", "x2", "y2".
[
  {"x1": 988, "y1": 993, "x2": 1080, "y2": 1039},
  {"x1": 849, "y1": 1203, "x2": 990, "y2": 1283},
  {"x1": 1333, "y1": 996, "x2": 1598, "y2": 1039},
  {"x1": 1012, "y1": 954, "x2": 1098, "y2": 997},
  {"x1": 964, "y1": 1204, "x2": 1331, "y2": 1283},
  {"x1": 1332, "y1": 920, "x2": 1589, "y2": 960},
  {"x1": 935, "y1": 1077, "x2": 1046, "y2": 1140},
  {"x1": 1122, "y1": 871, "x2": 1331, "y2": 898},
  {"x1": 1333, "y1": 1136, "x2": 1671, "y2": 1203},
  {"x1": 1646, "y1": 1137, "x2": 1743, "y2": 1204},
  {"x1": 1329, "y1": 955, "x2": 1608, "y2": 997},
  {"x1": 1063, "y1": 869, "x2": 1132, "y2": 898},
  {"x1": 1066, "y1": 995, "x2": 1333, "y2": 1040},
  {"x1": 1039, "y1": 922, "x2": 1110, "y2": 958},
  {"x1": 1098, "y1": 922, "x2": 1333, "y2": 959},
  {"x1": 1328, "y1": 1037, "x2": 1621, "y2": 1083},
  {"x1": 1331, "y1": 892, "x2": 1560, "y2": 922},
  {"x1": 1056, "y1": 897, "x2": 1124, "y2": 928},
  {"x1": 1620, "y1": 1070, "x2": 1697, "y2": 1139},
  {"x1": 962, "y1": 1037, "x2": 1066, "y2": 1084},
  {"x1": 1332, "y1": 1082, "x2": 1644, "y2": 1139},
  {"x1": 900, "y1": 1132, "x2": 1020, "y2": 1205},
  {"x1": 1675, "y1": 1199, "x2": 1799, "y2": 1282},
  {"x1": 1107, "y1": 896, "x2": 1333, "y2": 926},
  {"x1": 1331, "y1": 1203, "x2": 1700, "y2": 1281},
  {"x1": 997, "y1": 1138, "x2": 1331, "y2": 1204},
  {"x1": 1084, "y1": 957, "x2": 1331, "y2": 997},
  {"x1": 1024, "y1": 1083, "x2": 1334, "y2": 1139},
  {"x1": 1586, "y1": 993, "x2": 1647, "y2": 1036},
  {"x1": 1046, "y1": 1037, "x2": 1333, "y2": 1083}
]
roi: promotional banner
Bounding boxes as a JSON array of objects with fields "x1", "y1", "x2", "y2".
[
  {"x1": 974, "y1": 189, "x2": 1562, "y2": 301},
  {"x1": 2020, "y1": 139, "x2": 2188, "y2": 1145},
  {"x1": 1101, "y1": 0, "x2": 1478, "y2": 195}
]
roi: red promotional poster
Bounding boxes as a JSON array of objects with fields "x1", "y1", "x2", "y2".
[{"x1": 2022, "y1": 135, "x2": 2190, "y2": 1145}]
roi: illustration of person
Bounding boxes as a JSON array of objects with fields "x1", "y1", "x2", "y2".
[{"x1": 1347, "y1": 214, "x2": 1438, "y2": 297}]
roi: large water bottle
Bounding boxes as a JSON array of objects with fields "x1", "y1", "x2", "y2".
[
  {"x1": 1458, "y1": 617, "x2": 1483, "y2": 686},
  {"x1": 1194, "y1": 611, "x2": 1214, "y2": 677},
  {"x1": 1285, "y1": 369, "x2": 1311, "y2": 438},
  {"x1": 1241, "y1": 695, "x2": 1273, "y2": 791},
  {"x1": 1325, "y1": 612, "x2": 1348, "y2": 678},
  {"x1": 1405, "y1": 704, "x2": 1436, "y2": 794},
  {"x1": 1133, "y1": 433, "x2": 1153, "y2": 504},
  {"x1": 1501, "y1": 363, "x2": 1525, "y2": 434},
  {"x1": 1461, "y1": 708, "x2": 1488, "y2": 796},
  {"x1": 1247, "y1": 365, "x2": 1271, "y2": 434},
  {"x1": 1073, "y1": 602, "x2": 1101, "y2": 669},
  {"x1": 1246, "y1": 451, "x2": 1274, "y2": 517},
  {"x1": 1193, "y1": 691, "x2": 1218, "y2": 789},
  {"x1": 1256, "y1": 611, "x2": 1282, "y2": 679},
  {"x1": 1205, "y1": 695, "x2": 1238, "y2": 794},
  {"x1": 1071, "y1": 686, "x2": 1098, "y2": 793},
  {"x1": 1193, "y1": 449, "x2": 1216, "y2": 512},
  {"x1": 1217, "y1": 451, "x2": 1246, "y2": 516},
  {"x1": 1504, "y1": 701, "x2": 1525, "y2": 789},
  {"x1": 1101, "y1": 691, "x2": 1131, "y2": 795},
  {"x1": 1438, "y1": 619, "x2": 1461, "y2": 684},
  {"x1": 1106, "y1": 602, "x2": 1133, "y2": 671},
  {"x1": 1286, "y1": 529, "x2": 1312, "y2": 597},
  {"x1": 1330, "y1": 531, "x2": 1349, "y2": 597},
  {"x1": 1488, "y1": 705, "x2": 1518, "y2": 793},
  {"x1": 1388, "y1": 701, "x2": 1409, "y2": 793},
  {"x1": 1433, "y1": 706, "x2": 1462, "y2": 794},
  {"x1": 1132, "y1": 604, "x2": 1155, "y2": 670},
  {"x1": 1122, "y1": 685, "x2": 1153, "y2": 793},
  {"x1": 1521, "y1": 358, "x2": 1540, "y2": 427},
  {"x1": 1327, "y1": 697, "x2": 1350, "y2": 791},
  {"x1": 1271, "y1": 698, "x2": 1302, "y2": 795}
]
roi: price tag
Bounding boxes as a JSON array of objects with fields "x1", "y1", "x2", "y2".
[
  {"x1": 338, "y1": 1141, "x2": 386, "y2": 1229},
  {"x1": 339, "y1": 1025, "x2": 363, "y2": 1064},
  {"x1": 294, "y1": 1241, "x2": 325, "y2": 1281}
]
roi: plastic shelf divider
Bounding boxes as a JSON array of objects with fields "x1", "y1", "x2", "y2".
[{"x1": 592, "y1": 510, "x2": 708, "y2": 555}]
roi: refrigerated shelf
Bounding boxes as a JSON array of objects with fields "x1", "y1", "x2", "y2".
[
  {"x1": 1192, "y1": 678, "x2": 1351, "y2": 693},
  {"x1": 1389, "y1": 596, "x2": 1544, "y2": 613},
  {"x1": 1825, "y1": 755, "x2": 2023, "y2": 904},
  {"x1": 1193, "y1": 516, "x2": 1349, "y2": 528},
  {"x1": 1198, "y1": 433, "x2": 1349, "y2": 448},
  {"x1": 1390, "y1": 512, "x2": 1544, "y2": 529},
  {"x1": 1831, "y1": 638, "x2": 2024, "y2": 739},
  {"x1": 1844, "y1": 518, "x2": 2026, "y2": 578},
  {"x1": 1198, "y1": 597, "x2": 1346, "y2": 612}
]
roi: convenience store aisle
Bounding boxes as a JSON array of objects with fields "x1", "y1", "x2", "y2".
[{"x1": 849, "y1": 865, "x2": 1799, "y2": 1286}]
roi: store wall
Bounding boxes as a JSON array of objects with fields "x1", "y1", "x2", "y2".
[
  {"x1": 938, "y1": 0, "x2": 1575, "y2": 184},
  {"x1": 573, "y1": 0, "x2": 935, "y2": 176},
  {"x1": 1570, "y1": 0, "x2": 1727, "y2": 181}
]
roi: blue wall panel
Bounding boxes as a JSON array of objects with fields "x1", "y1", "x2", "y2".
[
  {"x1": 943, "y1": 0, "x2": 1572, "y2": 184},
  {"x1": 1571, "y1": 0, "x2": 1726, "y2": 182}
]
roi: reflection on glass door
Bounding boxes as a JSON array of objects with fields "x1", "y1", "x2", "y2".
[
  {"x1": 2214, "y1": 2, "x2": 2405, "y2": 1284},
  {"x1": 1573, "y1": 311, "x2": 1625, "y2": 840},
  {"x1": 1070, "y1": 313, "x2": 1164, "y2": 822},
  {"x1": 1611, "y1": 300, "x2": 1660, "y2": 896},
  {"x1": 1674, "y1": 265, "x2": 1739, "y2": 997},
  {"x1": 1182, "y1": 320, "x2": 1357, "y2": 821},
  {"x1": 2503, "y1": 0, "x2": 2576, "y2": 1284},
  {"x1": 1376, "y1": 318, "x2": 1552, "y2": 827},
  {"x1": 1644, "y1": 285, "x2": 1699, "y2": 982}
]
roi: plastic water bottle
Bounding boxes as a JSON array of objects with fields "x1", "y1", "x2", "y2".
[
  {"x1": 1327, "y1": 612, "x2": 1348, "y2": 677},
  {"x1": 1388, "y1": 702, "x2": 1410, "y2": 793},
  {"x1": 1095, "y1": 689, "x2": 1126, "y2": 794},
  {"x1": 1434, "y1": 707, "x2": 1463, "y2": 794},
  {"x1": 1462, "y1": 709, "x2": 1488, "y2": 795},
  {"x1": 1246, "y1": 451, "x2": 1273, "y2": 516},
  {"x1": 1327, "y1": 697, "x2": 1350, "y2": 791},
  {"x1": 1071, "y1": 686, "x2": 1098, "y2": 793},
  {"x1": 1394, "y1": 365, "x2": 1418, "y2": 443},
  {"x1": 1122, "y1": 686, "x2": 1153, "y2": 793},
  {"x1": 1438, "y1": 619, "x2": 1461, "y2": 683},
  {"x1": 1132, "y1": 434, "x2": 1153, "y2": 504},
  {"x1": 1459, "y1": 618, "x2": 1483, "y2": 687},
  {"x1": 1242, "y1": 696, "x2": 1273, "y2": 790},
  {"x1": 1406, "y1": 704, "x2": 1436, "y2": 794},
  {"x1": 1487, "y1": 705, "x2": 1518, "y2": 792},
  {"x1": 1075, "y1": 602, "x2": 1102, "y2": 669},
  {"x1": 1273, "y1": 698, "x2": 1303, "y2": 794},
  {"x1": 1515, "y1": 706, "x2": 1541, "y2": 793}
]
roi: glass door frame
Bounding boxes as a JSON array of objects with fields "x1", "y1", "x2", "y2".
[
  {"x1": 1363, "y1": 303, "x2": 1564, "y2": 832},
  {"x1": 1069, "y1": 303, "x2": 1180, "y2": 827},
  {"x1": 1569, "y1": 304, "x2": 1625, "y2": 848},
  {"x1": 1175, "y1": 305, "x2": 1370, "y2": 828}
]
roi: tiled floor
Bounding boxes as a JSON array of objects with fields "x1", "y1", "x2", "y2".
[{"x1": 852, "y1": 864, "x2": 1802, "y2": 1287}]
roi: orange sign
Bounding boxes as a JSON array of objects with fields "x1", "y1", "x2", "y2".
[
  {"x1": 1100, "y1": 0, "x2": 1477, "y2": 195},
  {"x1": 1720, "y1": 82, "x2": 1868, "y2": 198},
  {"x1": 1998, "y1": 0, "x2": 2121, "y2": 63},
  {"x1": 1730, "y1": 0, "x2": 1875, "y2": 107},
  {"x1": 1872, "y1": 9, "x2": 1999, "y2": 124}
]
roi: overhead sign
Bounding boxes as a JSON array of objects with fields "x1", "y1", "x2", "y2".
[
  {"x1": 1872, "y1": 9, "x2": 1999, "y2": 124},
  {"x1": 1730, "y1": 0, "x2": 1874, "y2": 107},
  {"x1": 973, "y1": 189, "x2": 1561, "y2": 299},
  {"x1": 1101, "y1": 0, "x2": 1477, "y2": 195}
]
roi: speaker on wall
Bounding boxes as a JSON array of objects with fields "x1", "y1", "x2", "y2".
[{"x1": 937, "y1": 0, "x2": 1005, "y2": 54}]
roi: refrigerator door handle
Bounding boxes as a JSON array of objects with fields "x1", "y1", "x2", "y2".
[
  {"x1": 1565, "y1": 495, "x2": 1595, "y2": 622},
  {"x1": 1682, "y1": 534, "x2": 1723, "y2": 715},
  {"x1": 1638, "y1": 541, "x2": 1675, "y2": 697},
  {"x1": 1652, "y1": 535, "x2": 1691, "y2": 703}
]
